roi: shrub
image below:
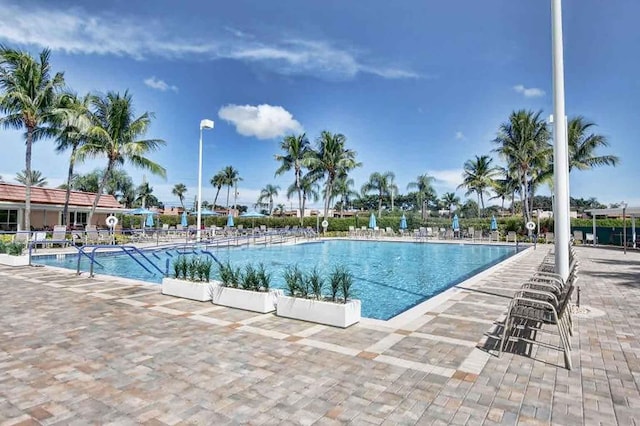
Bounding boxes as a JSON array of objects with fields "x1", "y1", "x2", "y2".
[
  {"x1": 256, "y1": 263, "x2": 271, "y2": 291},
  {"x1": 187, "y1": 257, "x2": 199, "y2": 281},
  {"x1": 307, "y1": 268, "x2": 324, "y2": 300},
  {"x1": 218, "y1": 262, "x2": 240, "y2": 288},
  {"x1": 0, "y1": 240, "x2": 5, "y2": 254},
  {"x1": 199, "y1": 258, "x2": 213, "y2": 282},
  {"x1": 172, "y1": 255, "x2": 186, "y2": 279},
  {"x1": 329, "y1": 266, "x2": 345, "y2": 302},
  {"x1": 283, "y1": 265, "x2": 303, "y2": 296},
  {"x1": 340, "y1": 269, "x2": 354, "y2": 303},
  {"x1": 6, "y1": 242, "x2": 24, "y2": 256},
  {"x1": 240, "y1": 264, "x2": 260, "y2": 291}
]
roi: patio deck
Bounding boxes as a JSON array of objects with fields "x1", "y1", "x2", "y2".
[{"x1": 0, "y1": 245, "x2": 638, "y2": 424}]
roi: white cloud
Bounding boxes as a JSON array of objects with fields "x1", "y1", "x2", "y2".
[
  {"x1": 143, "y1": 76, "x2": 178, "y2": 92},
  {"x1": 430, "y1": 169, "x2": 464, "y2": 193},
  {"x1": 0, "y1": 3, "x2": 421, "y2": 81},
  {"x1": 455, "y1": 131, "x2": 465, "y2": 140},
  {"x1": 513, "y1": 84, "x2": 545, "y2": 98},
  {"x1": 218, "y1": 104, "x2": 303, "y2": 140}
]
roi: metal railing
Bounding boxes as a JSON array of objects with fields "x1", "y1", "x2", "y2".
[{"x1": 75, "y1": 244, "x2": 166, "y2": 278}]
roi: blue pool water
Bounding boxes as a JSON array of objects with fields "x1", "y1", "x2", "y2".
[{"x1": 35, "y1": 241, "x2": 517, "y2": 320}]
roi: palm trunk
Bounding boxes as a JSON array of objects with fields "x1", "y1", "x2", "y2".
[
  {"x1": 62, "y1": 146, "x2": 77, "y2": 227},
  {"x1": 323, "y1": 178, "x2": 333, "y2": 222},
  {"x1": 226, "y1": 186, "x2": 231, "y2": 213},
  {"x1": 477, "y1": 193, "x2": 481, "y2": 217},
  {"x1": 378, "y1": 194, "x2": 382, "y2": 219},
  {"x1": 296, "y1": 167, "x2": 303, "y2": 226},
  {"x1": 391, "y1": 191, "x2": 394, "y2": 212},
  {"x1": 301, "y1": 192, "x2": 307, "y2": 224},
  {"x1": 88, "y1": 160, "x2": 114, "y2": 226},
  {"x1": 213, "y1": 187, "x2": 221, "y2": 208},
  {"x1": 479, "y1": 193, "x2": 485, "y2": 217},
  {"x1": 23, "y1": 128, "x2": 34, "y2": 233}
]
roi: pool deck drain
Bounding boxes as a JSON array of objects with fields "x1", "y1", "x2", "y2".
[{"x1": 1, "y1": 246, "x2": 639, "y2": 424}]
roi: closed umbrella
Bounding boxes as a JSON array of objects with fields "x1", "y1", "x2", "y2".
[
  {"x1": 181, "y1": 211, "x2": 188, "y2": 227},
  {"x1": 145, "y1": 213, "x2": 154, "y2": 227},
  {"x1": 368, "y1": 213, "x2": 377, "y2": 229},
  {"x1": 452, "y1": 214, "x2": 460, "y2": 231},
  {"x1": 226, "y1": 214, "x2": 235, "y2": 227},
  {"x1": 490, "y1": 215, "x2": 498, "y2": 231},
  {"x1": 399, "y1": 214, "x2": 407, "y2": 230}
]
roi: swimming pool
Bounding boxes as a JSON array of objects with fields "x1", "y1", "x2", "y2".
[{"x1": 35, "y1": 241, "x2": 517, "y2": 320}]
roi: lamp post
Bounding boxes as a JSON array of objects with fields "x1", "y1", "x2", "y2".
[
  {"x1": 551, "y1": 0, "x2": 571, "y2": 281},
  {"x1": 622, "y1": 201, "x2": 627, "y2": 254},
  {"x1": 197, "y1": 119, "x2": 214, "y2": 243}
]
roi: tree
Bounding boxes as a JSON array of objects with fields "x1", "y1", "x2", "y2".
[
  {"x1": 305, "y1": 131, "x2": 360, "y2": 220},
  {"x1": 0, "y1": 46, "x2": 65, "y2": 231},
  {"x1": 210, "y1": 171, "x2": 226, "y2": 208},
  {"x1": 220, "y1": 166, "x2": 241, "y2": 212},
  {"x1": 54, "y1": 92, "x2": 94, "y2": 226},
  {"x1": 493, "y1": 110, "x2": 550, "y2": 222},
  {"x1": 172, "y1": 183, "x2": 187, "y2": 209},
  {"x1": 15, "y1": 169, "x2": 47, "y2": 187},
  {"x1": 275, "y1": 204, "x2": 286, "y2": 216},
  {"x1": 257, "y1": 184, "x2": 280, "y2": 215},
  {"x1": 490, "y1": 167, "x2": 519, "y2": 215},
  {"x1": 459, "y1": 199, "x2": 479, "y2": 218},
  {"x1": 288, "y1": 172, "x2": 320, "y2": 218},
  {"x1": 441, "y1": 192, "x2": 460, "y2": 218},
  {"x1": 567, "y1": 116, "x2": 619, "y2": 172},
  {"x1": 275, "y1": 133, "x2": 311, "y2": 225},
  {"x1": 76, "y1": 91, "x2": 166, "y2": 225},
  {"x1": 407, "y1": 174, "x2": 436, "y2": 219},
  {"x1": 458, "y1": 155, "x2": 499, "y2": 217},
  {"x1": 333, "y1": 176, "x2": 358, "y2": 217},
  {"x1": 361, "y1": 171, "x2": 396, "y2": 218}
]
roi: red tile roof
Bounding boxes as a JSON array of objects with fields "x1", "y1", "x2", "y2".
[{"x1": 0, "y1": 183, "x2": 123, "y2": 209}]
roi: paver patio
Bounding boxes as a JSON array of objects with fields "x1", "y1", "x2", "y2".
[{"x1": 0, "y1": 245, "x2": 638, "y2": 424}]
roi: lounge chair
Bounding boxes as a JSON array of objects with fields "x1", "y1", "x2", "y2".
[
  {"x1": 490, "y1": 231, "x2": 500, "y2": 242},
  {"x1": 572, "y1": 230, "x2": 583, "y2": 244},
  {"x1": 585, "y1": 233, "x2": 596, "y2": 244},
  {"x1": 30, "y1": 231, "x2": 48, "y2": 250},
  {"x1": 506, "y1": 231, "x2": 517, "y2": 243},
  {"x1": 545, "y1": 232, "x2": 555, "y2": 243},
  {"x1": 473, "y1": 230, "x2": 483, "y2": 241},
  {"x1": 51, "y1": 225, "x2": 69, "y2": 247},
  {"x1": 385, "y1": 227, "x2": 395, "y2": 237},
  {"x1": 348, "y1": 226, "x2": 356, "y2": 237},
  {"x1": 467, "y1": 227, "x2": 474, "y2": 239},
  {"x1": 85, "y1": 225, "x2": 100, "y2": 244}
]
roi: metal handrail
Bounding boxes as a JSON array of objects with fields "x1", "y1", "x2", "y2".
[{"x1": 76, "y1": 245, "x2": 166, "y2": 278}]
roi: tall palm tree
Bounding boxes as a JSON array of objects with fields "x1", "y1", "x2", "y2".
[
  {"x1": 15, "y1": 169, "x2": 47, "y2": 187},
  {"x1": 221, "y1": 166, "x2": 241, "y2": 212},
  {"x1": 458, "y1": 155, "x2": 499, "y2": 217},
  {"x1": 54, "y1": 92, "x2": 94, "y2": 226},
  {"x1": 567, "y1": 116, "x2": 619, "y2": 172},
  {"x1": 275, "y1": 133, "x2": 310, "y2": 225},
  {"x1": 0, "y1": 46, "x2": 65, "y2": 231},
  {"x1": 305, "y1": 131, "x2": 360, "y2": 220},
  {"x1": 76, "y1": 91, "x2": 166, "y2": 225},
  {"x1": 490, "y1": 167, "x2": 519, "y2": 215},
  {"x1": 493, "y1": 110, "x2": 550, "y2": 222},
  {"x1": 333, "y1": 176, "x2": 358, "y2": 217},
  {"x1": 172, "y1": 183, "x2": 187, "y2": 210},
  {"x1": 441, "y1": 192, "x2": 460, "y2": 218},
  {"x1": 407, "y1": 173, "x2": 436, "y2": 219},
  {"x1": 287, "y1": 172, "x2": 320, "y2": 219},
  {"x1": 361, "y1": 171, "x2": 396, "y2": 218},
  {"x1": 135, "y1": 182, "x2": 153, "y2": 208},
  {"x1": 257, "y1": 184, "x2": 280, "y2": 215},
  {"x1": 210, "y1": 171, "x2": 226, "y2": 208}
]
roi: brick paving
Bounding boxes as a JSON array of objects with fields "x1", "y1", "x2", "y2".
[{"x1": 0, "y1": 245, "x2": 638, "y2": 424}]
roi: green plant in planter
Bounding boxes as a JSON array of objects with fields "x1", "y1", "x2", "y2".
[
  {"x1": 6, "y1": 242, "x2": 25, "y2": 256},
  {"x1": 199, "y1": 258, "x2": 213, "y2": 282},
  {"x1": 187, "y1": 257, "x2": 200, "y2": 281},
  {"x1": 240, "y1": 264, "x2": 260, "y2": 291},
  {"x1": 219, "y1": 261, "x2": 241, "y2": 288},
  {"x1": 307, "y1": 268, "x2": 324, "y2": 300},
  {"x1": 329, "y1": 265, "x2": 345, "y2": 302},
  {"x1": 179, "y1": 255, "x2": 189, "y2": 279},
  {"x1": 283, "y1": 265, "x2": 303, "y2": 296},
  {"x1": 172, "y1": 255, "x2": 186, "y2": 279},
  {"x1": 256, "y1": 263, "x2": 270, "y2": 291},
  {"x1": 339, "y1": 269, "x2": 354, "y2": 303}
]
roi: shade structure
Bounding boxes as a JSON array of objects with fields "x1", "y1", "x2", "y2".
[
  {"x1": 145, "y1": 213, "x2": 154, "y2": 227},
  {"x1": 490, "y1": 215, "x2": 498, "y2": 231},
  {"x1": 240, "y1": 211, "x2": 266, "y2": 218},
  {"x1": 399, "y1": 214, "x2": 407, "y2": 230},
  {"x1": 452, "y1": 214, "x2": 460, "y2": 231},
  {"x1": 198, "y1": 210, "x2": 220, "y2": 217},
  {"x1": 128, "y1": 208, "x2": 157, "y2": 216},
  {"x1": 368, "y1": 213, "x2": 377, "y2": 229},
  {"x1": 181, "y1": 211, "x2": 188, "y2": 227},
  {"x1": 226, "y1": 214, "x2": 234, "y2": 227}
]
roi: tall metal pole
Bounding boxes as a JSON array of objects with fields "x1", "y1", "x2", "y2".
[
  {"x1": 551, "y1": 0, "x2": 570, "y2": 281},
  {"x1": 196, "y1": 126, "x2": 204, "y2": 243}
]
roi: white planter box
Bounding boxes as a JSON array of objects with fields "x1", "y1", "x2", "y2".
[
  {"x1": 276, "y1": 295, "x2": 361, "y2": 328},
  {"x1": 0, "y1": 253, "x2": 30, "y2": 267},
  {"x1": 211, "y1": 284, "x2": 283, "y2": 313},
  {"x1": 161, "y1": 277, "x2": 213, "y2": 302}
]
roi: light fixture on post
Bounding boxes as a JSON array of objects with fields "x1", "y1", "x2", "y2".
[
  {"x1": 197, "y1": 119, "x2": 214, "y2": 243},
  {"x1": 622, "y1": 201, "x2": 628, "y2": 255}
]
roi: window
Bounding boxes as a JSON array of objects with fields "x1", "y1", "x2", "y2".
[
  {"x1": 73, "y1": 212, "x2": 88, "y2": 227},
  {"x1": 0, "y1": 209, "x2": 18, "y2": 231}
]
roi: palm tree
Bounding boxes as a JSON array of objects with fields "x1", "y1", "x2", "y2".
[
  {"x1": 15, "y1": 169, "x2": 47, "y2": 187},
  {"x1": 493, "y1": 110, "x2": 550, "y2": 222},
  {"x1": 305, "y1": 131, "x2": 360, "y2": 220},
  {"x1": 210, "y1": 171, "x2": 226, "y2": 209},
  {"x1": 76, "y1": 91, "x2": 166, "y2": 225},
  {"x1": 287, "y1": 172, "x2": 321, "y2": 219},
  {"x1": 276, "y1": 204, "x2": 286, "y2": 216},
  {"x1": 221, "y1": 166, "x2": 241, "y2": 212},
  {"x1": 407, "y1": 174, "x2": 436, "y2": 219},
  {"x1": 441, "y1": 192, "x2": 460, "y2": 218},
  {"x1": 333, "y1": 176, "x2": 358, "y2": 217},
  {"x1": 567, "y1": 116, "x2": 619, "y2": 172},
  {"x1": 257, "y1": 184, "x2": 280, "y2": 215},
  {"x1": 361, "y1": 171, "x2": 396, "y2": 218},
  {"x1": 172, "y1": 183, "x2": 187, "y2": 209},
  {"x1": 458, "y1": 155, "x2": 499, "y2": 217},
  {"x1": 490, "y1": 167, "x2": 519, "y2": 215},
  {"x1": 275, "y1": 133, "x2": 310, "y2": 225},
  {"x1": 135, "y1": 182, "x2": 153, "y2": 208},
  {"x1": 0, "y1": 46, "x2": 65, "y2": 231},
  {"x1": 54, "y1": 92, "x2": 94, "y2": 226}
]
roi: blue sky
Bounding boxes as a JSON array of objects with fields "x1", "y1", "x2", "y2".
[{"x1": 0, "y1": 0, "x2": 637, "y2": 208}]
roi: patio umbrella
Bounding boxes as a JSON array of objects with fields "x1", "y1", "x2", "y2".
[
  {"x1": 127, "y1": 207, "x2": 156, "y2": 215},
  {"x1": 452, "y1": 214, "x2": 460, "y2": 231},
  {"x1": 399, "y1": 214, "x2": 407, "y2": 230},
  {"x1": 180, "y1": 211, "x2": 188, "y2": 227},
  {"x1": 368, "y1": 213, "x2": 377, "y2": 229},
  {"x1": 196, "y1": 210, "x2": 220, "y2": 217},
  {"x1": 145, "y1": 213, "x2": 154, "y2": 227},
  {"x1": 490, "y1": 215, "x2": 498, "y2": 231},
  {"x1": 226, "y1": 214, "x2": 235, "y2": 227},
  {"x1": 240, "y1": 210, "x2": 266, "y2": 228}
]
